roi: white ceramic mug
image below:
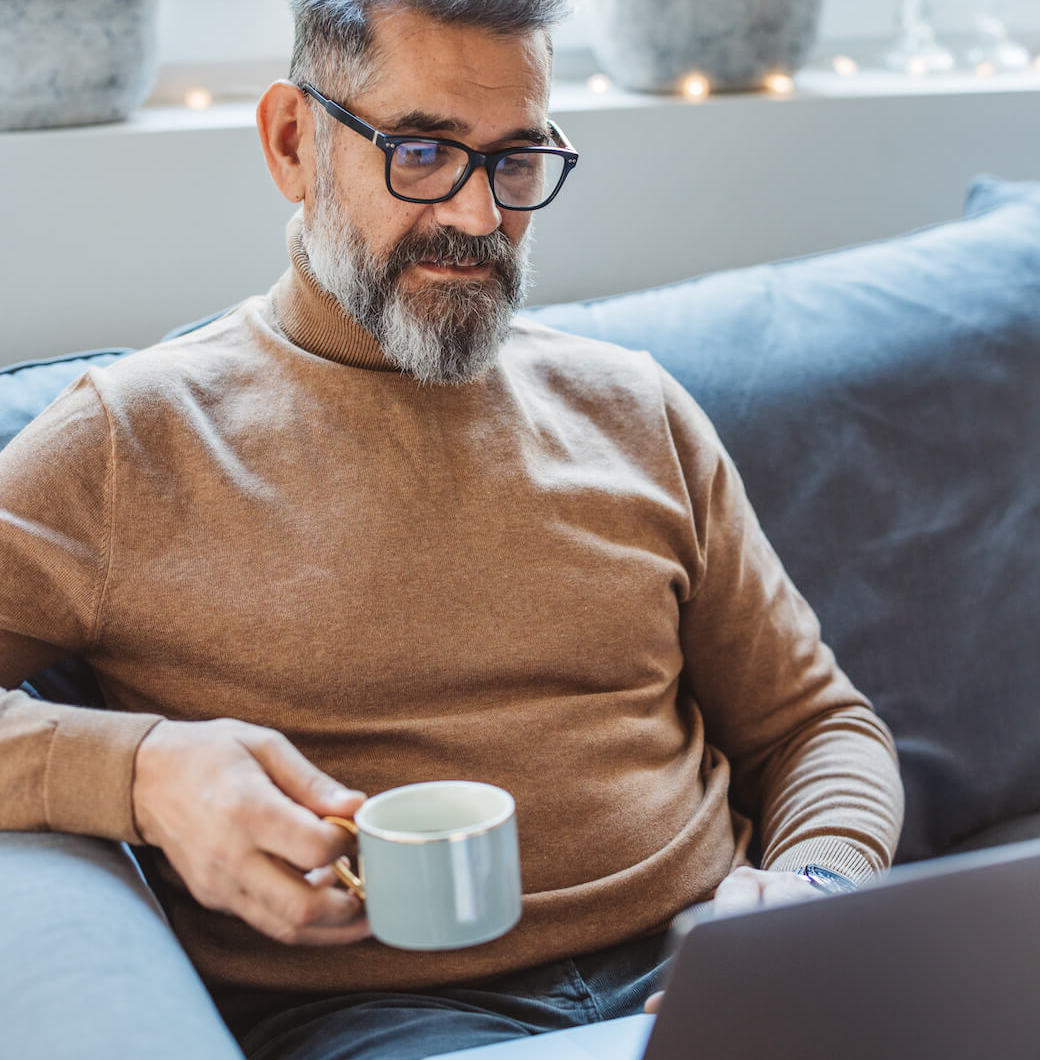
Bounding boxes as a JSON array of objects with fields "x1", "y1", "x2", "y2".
[{"x1": 325, "y1": 780, "x2": 521, "y2": 951}]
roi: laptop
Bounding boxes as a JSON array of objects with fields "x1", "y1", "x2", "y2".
[{"x1": 432, "y1": 838, "x2": 1040, "y2": 1060}]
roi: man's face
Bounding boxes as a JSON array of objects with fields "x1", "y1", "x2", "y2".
[{"x1": 300, "y1": 10, "x2": 553, "y2": 384}]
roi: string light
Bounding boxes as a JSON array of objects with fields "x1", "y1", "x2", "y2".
[
  {"x1": 680, "y1": 73, "x2": 711, "y2": 101},
  {"x1": 764, "y1": 73, "x2": 795, "y2": 95},
  {"x1": 184, "y1": 88, "x2": 214, "y2": 110},
  {"x1": 832, "y1": 55, "x2": 859, "y2": 77}
]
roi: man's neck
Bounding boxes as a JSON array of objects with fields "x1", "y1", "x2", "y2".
[{"x1": 271, "y1": 211, "x2": 398, "y2": 371}]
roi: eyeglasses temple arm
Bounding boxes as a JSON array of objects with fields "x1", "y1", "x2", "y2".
[
  {"x1": 299, "y1": 82, "x2": 386, "y2": 147},
  {"x1": 548, "y1": 118, "x2": 576, "y2": 153}
]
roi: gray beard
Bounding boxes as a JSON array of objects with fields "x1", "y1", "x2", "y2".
[{"x1": 300, "y1": 165, "x2": 532, "y2": 385}]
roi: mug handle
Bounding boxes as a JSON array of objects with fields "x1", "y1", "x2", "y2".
[{"x1": 323, "y1": 816, "x2": 366, "y2": 901}]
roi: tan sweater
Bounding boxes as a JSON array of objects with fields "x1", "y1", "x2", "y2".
[{"x1": 0, "y1": 216, "x2": 903, "y2": 996}]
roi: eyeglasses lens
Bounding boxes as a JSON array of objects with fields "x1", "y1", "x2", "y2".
[
  {"x1": 389, "y1": 143, "x2": 565, "y2": 208},
  {"x1": 494, "y1": 151, "x2": 566, "y2": 209},
  {"x1": 389, "y1": 143, "x2": 467, "y2": 199}
]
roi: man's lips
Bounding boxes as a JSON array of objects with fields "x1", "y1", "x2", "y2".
[{"x1": 413, "y1": 260, "x2": 494, "y2": 278}]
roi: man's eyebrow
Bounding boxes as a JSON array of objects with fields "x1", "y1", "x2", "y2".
[{"x1": 382, "y1": 110, "x2": 551, "y2": 145}]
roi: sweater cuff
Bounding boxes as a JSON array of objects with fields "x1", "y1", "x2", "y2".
[
  {"x1": 763, "y1": 837, "x2": 878, "y2": 885},
  {"x1": 44, "y1": 705, "x2": 164, "y2": 843}
]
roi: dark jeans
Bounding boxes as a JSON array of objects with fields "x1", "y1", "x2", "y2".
[{"x1": 232, "y1": 933, "x2": 669, "y2": 1060}]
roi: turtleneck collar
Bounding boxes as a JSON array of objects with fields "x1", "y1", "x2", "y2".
[{"x1": 270, "y1": 210, "x2": 398, "y2": 371}]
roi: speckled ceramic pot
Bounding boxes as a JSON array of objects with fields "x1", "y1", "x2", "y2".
[
  {"x1": 589, "y1": 0, "x2": 823, "y2": 93},
  {"x1": 0, "y1": 0, "x2": 159, "y2": 130}
]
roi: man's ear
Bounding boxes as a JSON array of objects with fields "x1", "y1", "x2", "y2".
[{"x1": 257, "y1": 80, "x2": 313, "y2": 203}]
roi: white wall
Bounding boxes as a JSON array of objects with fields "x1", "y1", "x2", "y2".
[
  {"x1": 2, "y1": 9, "x2": 1040, "y2": 364},
  {"x1": 154, "y1": 0, "x2": 1040, "y2": 66}
]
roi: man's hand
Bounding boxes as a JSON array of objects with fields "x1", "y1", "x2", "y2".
[
  {"x1": 644, "y1": 867, "x2": 819, "y2": 1013},
  {"x1": 710, "y1": 865, "x2": 818, "y2": 916},
  {"x1": 132, "y1": 717, "x2": 371, "y2": 946}
]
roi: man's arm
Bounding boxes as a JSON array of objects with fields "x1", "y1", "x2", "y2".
[
  {"x1": 0, "y1": 377, "x2": 369, "y2": 944},
  {"x1": 658, "y1": 367, "x2": 904, "y2": 886},
  {"x1": 2, "y1": 652, "x2": 371, "y2": 945}
]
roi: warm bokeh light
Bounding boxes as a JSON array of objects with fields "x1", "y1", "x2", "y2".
[
  {"x1": 586, "y1": 73, "x2": 612, "y2": 95},
  {"x1": 1033, "y1": 54, "x2": 1040, "y2": 71},
  {"x1": 974, "y1": 61, "x2": 996, "y2": 78},
  {"x1": 184, "y1": 88, "x2": 214, "y2": 110},
  {"x1": 764, "y1": 73, "x2": 795, "y2": 95},
  {"x1": 680, "y1": 73, "x2": 711, "y2": 100},
  {"x1": 832, "y1": 55, "x2": 859, "y2": 77},
  {"x1": 907, "y1": 57, "x2": 929, "y2": 77}
]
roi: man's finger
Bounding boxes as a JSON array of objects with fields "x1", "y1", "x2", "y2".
[
  {"x1": 304, "y1": 864, "x2": 343, "y2": 887},
  {"x1": 240, "y1": 726, "x2": 365, "y2": 817},
  {"x1": 243, "y1": 787, "x2": 359, "y2": 872},
  {"x1": 235, "y1": 850, "x2": 371, "y2": 944},
  {"x1": 644, "y1": 991, "x2": 665, "y2": 1014},
  {"x1": 712, "y1": 870, "x2": 763, "y2": 915},
  {"x1": 235, "y1": 887, "x2": 373, "y2": 947}
]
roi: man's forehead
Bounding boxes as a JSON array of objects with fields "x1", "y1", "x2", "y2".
[
  {"x1": 356, "y1": 9, "x2": 551, "y2": 138},
  {"x1": 378, "y1": 107, "x2": 550, "y2": 144}
]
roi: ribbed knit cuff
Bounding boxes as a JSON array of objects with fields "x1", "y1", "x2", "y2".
[
  {"x1": 43, "y1": 706, "x2": 164, "y2": 843},
  {"x1": 763, "y1": 837, "x2": 878, "y2": 885}
]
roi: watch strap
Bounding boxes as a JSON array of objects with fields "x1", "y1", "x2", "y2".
[{"x1": 798, "y1": 864, "x2": 857, "y2": 894}]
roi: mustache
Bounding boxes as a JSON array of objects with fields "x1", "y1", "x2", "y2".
[{"x1": 380, "y1": 227, "x2": 521, "y2": 283}]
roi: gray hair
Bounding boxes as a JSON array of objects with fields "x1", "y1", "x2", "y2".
[{"x1": 289, "y1": 0, "x2": 570, "y2": 100}]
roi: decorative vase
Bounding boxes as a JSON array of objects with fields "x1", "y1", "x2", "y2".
[
  {"x1": 589, "y1": 0, "x2": 824, "y2": 94},
  {"x1": 0, "y1": 0, "x2": 159, "y2": 131}
]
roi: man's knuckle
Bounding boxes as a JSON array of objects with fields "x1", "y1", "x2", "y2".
[
  {"x1": 299, "y1": 833, "x2": 335, "y2": 869},
  {"x1": 195, "y1": 865, "x2": 227, "y2": 903},
  {"x1": 271, "y1": 920, "x2": 303, "y2": 945},
  {"x1": 206, "y1": 717, "x2": 243, "y2": 740},
  {"x1": 249, "y1": 726, "x2": 286, "y2": 752},
  {"x1": 282, "y1": 890, "x2": 320, "y2": 928},
  {"x1": 219, "y1": 793, "x2": 256, "y2": 831},
  {"x1": 223, "y1": 797, "x2": 247, "y2": 824},
  {"x1": 192, "y1": 878, "x2": 224, "y2": 910}
]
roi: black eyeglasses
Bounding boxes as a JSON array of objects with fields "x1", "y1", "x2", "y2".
[{"x1": 299, "y1": 82, "x2": 579, "y2": 211}]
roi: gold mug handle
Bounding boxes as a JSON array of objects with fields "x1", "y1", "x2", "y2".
[{"x1": 323, "y1": 816, "x2": 366, "y2": 901}]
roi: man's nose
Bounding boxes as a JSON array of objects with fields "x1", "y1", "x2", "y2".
[{"x1": 432, "y1": 166, "x2": 502, "y2": 236}]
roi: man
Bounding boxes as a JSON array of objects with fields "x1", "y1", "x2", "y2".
[{"x1": 0, "y1": 1, "x2": 903, "y2": 1058}]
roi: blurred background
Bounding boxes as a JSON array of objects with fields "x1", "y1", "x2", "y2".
[{"x1": 1, "y1": 0, "x2": 1038, "y2": 363}]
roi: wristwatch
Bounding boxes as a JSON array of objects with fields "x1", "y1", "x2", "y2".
[{"x1": 798, "y1": 864, "x2": 857, "y2": 895}]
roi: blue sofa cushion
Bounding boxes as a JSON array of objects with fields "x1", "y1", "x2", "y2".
[
  {"x1": 0, "y1": 350, "x2": 128, "y2": 450},
  {"x1": 527, "y1": 176, "x2": 1040, "y2": 862}
]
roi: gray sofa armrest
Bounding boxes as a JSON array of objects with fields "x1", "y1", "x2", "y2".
[{"x1": 0, "y1": 832, "x2": 244, "y2": 1060}]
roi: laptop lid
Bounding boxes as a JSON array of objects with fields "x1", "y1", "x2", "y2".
[
  {"x1": 432, "y1": 838, "x2": 1040, "y2": 1060},
  {"x1": 647, "y1": 838, "x2": 1040, "y2": 1060}
]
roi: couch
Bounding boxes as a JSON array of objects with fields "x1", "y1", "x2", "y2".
[{"x1": 2, "y1": 175, "x2": 1039, "y2": 1059}]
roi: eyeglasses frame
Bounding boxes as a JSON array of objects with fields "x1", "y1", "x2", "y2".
[{"x1": 299, "y1": 82, "x2": 579, "y2": 211}]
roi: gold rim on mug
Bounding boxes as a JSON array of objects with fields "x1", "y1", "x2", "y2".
[{"x1": 343, "y1": 782, "x2": 515, "y2": 846}]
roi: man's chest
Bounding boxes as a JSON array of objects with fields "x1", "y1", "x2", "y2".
[{"x1": 94, "y1": 434, "x2": 693, "y2": 721}]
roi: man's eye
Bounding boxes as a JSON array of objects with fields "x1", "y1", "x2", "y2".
[
  {"x1": 498, "y1": 155, "x2": 535, "y2": 174},
  {"x1": 395, "y1": 144, "x2": 446, "y2": 168}
]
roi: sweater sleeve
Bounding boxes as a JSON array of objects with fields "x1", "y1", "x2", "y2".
[
  {"x1": 657, "y1": 366, "x2": 904, "y2": 882},
  {"x1": 0, "y1": 374, "x2": 163, "y2": 841}
]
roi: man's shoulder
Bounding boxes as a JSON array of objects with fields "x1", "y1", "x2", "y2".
[
  {"x1": 504, "y1": 315, "x2": 663, "y2": 396},
  {"x1": 90, "y1": 298, "x2": 270, "y2": 402},
  {"x1": 504, "y1": 315, "x2": 725, "y2": 461}
]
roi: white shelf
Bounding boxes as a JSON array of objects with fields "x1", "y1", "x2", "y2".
[{"x1": 2, "y1": 71, "x2": 1039, "y2": 365}]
